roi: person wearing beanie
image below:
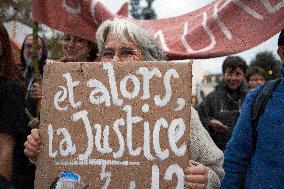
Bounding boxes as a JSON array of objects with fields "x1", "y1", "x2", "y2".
[{"x1": 221, "y1": 30, "x2": 284, "y2": 189}]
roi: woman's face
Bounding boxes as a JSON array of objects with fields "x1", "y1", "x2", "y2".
[
  {"x1": 63, "y1": 37, "x2": 90, "y2": 62},
  {"x1": 100, "y1": 32, "x2": 143, "y2": 62},
  {"x1": 23, "y1": 36, "x2": 43, "y2": 62},
  {"x1": 248, "y1": 73, "x2": 265, "y2": 89}
]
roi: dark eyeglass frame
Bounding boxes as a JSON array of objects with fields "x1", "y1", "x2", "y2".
[{"x1": 99, "y1": 46, "x2": 140, "y2": 59}]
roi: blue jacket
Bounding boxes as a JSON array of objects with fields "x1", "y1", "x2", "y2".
[{"x1": 221, "y1": 65, "x2": 284, "y2": 189}]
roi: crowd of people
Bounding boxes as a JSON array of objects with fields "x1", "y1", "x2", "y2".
[{"x1": 0, "y1": 18, "x2": 283, "y2": 189}]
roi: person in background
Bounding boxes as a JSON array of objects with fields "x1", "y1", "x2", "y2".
[
  {"x1": 0, "y1": 23, "x2": 25, "y2": 189},
  {"x1": 10, "y1": 34, "x2": 48, "y2": 189},
  {"x1": 221, "y1": 30, "x2": 284, "y2": 189},
  {"x1": 245, "y1": 66, "x2": 266, "y2": 90},
  {"x1": 20, "y1": 34, "x2": 47, "y2": 114},
  {"x1": 197, "y1": 56, "x2": 248, "y2": 151},
  {"x1": 59, "y1": 34, "x2": 99, "y2": 62},
  {"x1": 24, "y1": 19, "x2": 224, "y2": 189}
]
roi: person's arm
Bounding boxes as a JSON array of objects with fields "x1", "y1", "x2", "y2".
[
  {"x1": 0, "y1": 134, "x2": 15, "y2": 181},
  {"x1": 197, "y1": 92, "x2": 229, "y2": 133},
  {"x1": 220, "y1": 89, "x2": 258, "y2": 189},
  {"x1": 185, "y1": 107, "x2": 224, "y2": 189},
  {"x1": 24, "y1": 128, "x2": 41, "y2": 162}
]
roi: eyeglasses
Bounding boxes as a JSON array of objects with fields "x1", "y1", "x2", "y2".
[{"x1": 100, "y1": 47, "x2": 140, "y2": 60}]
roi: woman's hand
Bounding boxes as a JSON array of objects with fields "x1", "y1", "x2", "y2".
[
  {"x1": 29, "y1": 82, "x2": 42, "y2": 100},
  {"x1": 184, "y1": 161, "x2": 208, "y2": 189},
  {"x1": 28, "y1": 117, "x2": 40, "y2": 129},
  {"x1": 24, "y1": 128, "x2": 41, "y2": 162},
  {"x1": 209, "y1": 119, "x2": 229, "y2": 133}
]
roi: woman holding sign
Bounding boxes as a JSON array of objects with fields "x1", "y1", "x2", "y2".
[{"x1": 24, "y1": 19, "x2": 224, "y2": 189}]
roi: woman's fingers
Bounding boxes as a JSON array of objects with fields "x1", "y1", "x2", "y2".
[
  {"x1": 185, "y1": 182, "x2": 206, "y2": 189},
  {"x1": 185, "y1": 164, "x2": 207, "y2": 175},
  {"x1": 184, "y1": 162, "x2": 208, "y2": 189},
  {"x1": 185, "y1": 174, "x2": 207, "y2": 184},
  {"x1": 26, "y1": 134, "x2": 39, "y2": 148},
  {"x1": 24, "y1": 149, "x2": 37, "y2": 162},
  {"x1": 24, "y1": 128, "x2": 41, "y2": 162},
  {"x1": 24, "y1": 140, "x2": 38, "y2": 154},
  {"x1": 31, "y1": 128, "x2": 41, "y2": 144}
]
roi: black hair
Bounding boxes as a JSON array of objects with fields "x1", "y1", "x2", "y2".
[
  {"x1": 222, "y1": 56, "x2": 248, "y2": 74},
  {"x1": 63, "y1": 34, "x2": 71, "y2": 41},
  {"x1": 278, "y1": 30, "x2": 284, "y2": 47},
  {"x1": 20, "y1": 34, "x2": 47, "y2": 75},
  {"x1": 245, "y1": 66, "x2": 265, "y2": 82},
  {"x1": 86, "y1": 40, "x2": 99, "y2": 61}
]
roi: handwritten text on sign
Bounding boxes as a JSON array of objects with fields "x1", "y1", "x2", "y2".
[{"x1": 36, "y1": 61, "x2": 192, "y2": 188}]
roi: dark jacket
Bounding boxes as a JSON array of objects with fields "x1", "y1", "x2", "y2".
[
  {"x1": 0, "y1": 77, "x2": 35, "y2": 189},
  {"x1": 197, "y1": 84, "x2": 246, "y2": 150}
]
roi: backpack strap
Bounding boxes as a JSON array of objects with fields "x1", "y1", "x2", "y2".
[{"x1": 251, "y1": 78, "x2": 282, "y2": 151}]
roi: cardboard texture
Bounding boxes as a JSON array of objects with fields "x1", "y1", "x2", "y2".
[{"x1": 35, "y1": 60, "x2": 192, "y2": 188}]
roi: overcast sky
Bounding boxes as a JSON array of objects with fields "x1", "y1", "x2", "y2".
[
  {"x1": 6, "y1": 0, "x2": 279, "y2": 74},
  {"x1": 100, "y1": 0, "x2": 280, "y2": 74}
]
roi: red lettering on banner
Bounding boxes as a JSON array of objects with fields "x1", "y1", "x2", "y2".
[
  {"x1": 62, "y1": 0, "x2": 81, "y2": 15},
  {"x1": 154, "y1": 30, "x2": 170, "y2": 52},
  {"x1": 181, "y1": 14, "x2": 216, "y2": 53}
]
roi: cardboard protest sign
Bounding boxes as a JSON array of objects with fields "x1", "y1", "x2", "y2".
[{"x1": 35, "y1": 60, "x2": 192, "y2": 188}]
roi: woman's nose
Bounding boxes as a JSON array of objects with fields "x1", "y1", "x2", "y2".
[
  {"x1": 257, "y1": 80, "x2": 265, "y2": 85},
  {"x1": 230, "y1": 75, "x2": 237, "y2": 80},
  {"x1": 111, "y1": 54, "x2": 120, "y2": 62},
  {"x1": 67, "y1": 38, "x2": 74, "y2": 50}
]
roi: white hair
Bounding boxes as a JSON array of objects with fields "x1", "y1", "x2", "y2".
[{"x1": 96, "y1": 19, "x2": 166, "y2": 61}]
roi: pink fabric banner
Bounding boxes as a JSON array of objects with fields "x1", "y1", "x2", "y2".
[{"x1": 32, "y1": 0, "x2": 284, "y2": 59}]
